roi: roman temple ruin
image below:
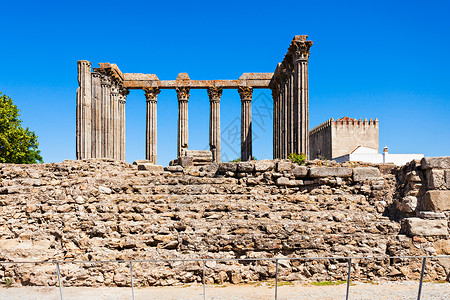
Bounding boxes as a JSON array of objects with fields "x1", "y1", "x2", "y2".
[{"x1": 76, "y1": 35, "x2": 313, "y2": 163}]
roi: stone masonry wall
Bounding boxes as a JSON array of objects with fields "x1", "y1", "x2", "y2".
[{"x1": 0, "y1": 158, "x2": 449, "y2": 287}]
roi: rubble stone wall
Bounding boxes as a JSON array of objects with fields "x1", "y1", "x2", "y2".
[{"x1": 0, "y1": 158, "x2": 449, "y2": 287}]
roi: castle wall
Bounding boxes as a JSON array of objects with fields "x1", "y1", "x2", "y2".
[
  {"x1": 309, "y1": 120, "x2": 332, "y2": 159},
  {"x1": 0, "y1": 159, "x2": 448, "y2": 287},
  {"x1": 331, "y1": 119, "x2": 379, "y2": 159}
]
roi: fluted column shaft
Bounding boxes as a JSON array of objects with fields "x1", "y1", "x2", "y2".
[
  {"x1": 271, "y1": 86, "x2": 279, "y2": 159},
  {"x1": 110, "y1": 85, "x2": 119, "y2": 159},
  {"x1": 91, "y1": 72, "x2": 101, "y2": 158},
  {"x1": 176, "y1": 87, "x2": 190, "y2": 157},
  {"x1": 207, "y1": 87, "x2": 222, "y2": 162},
  {"x1": 292, "y1": 38, "x2": 312, "y2": 157},
  {"x1": 119, "y1": 88, "x2": 128, "y2": 161},
  {"x1": 76, "y1": 60, "x2": 92, "y2": 160},
  {"x1": 101, "y1": 77, "x2": 111, "y2": 158},
  {"x1": 239, "y1": 86, "x2": 253, "y2": 161},
  {"x1": 144, "y1": 88, "x2": 160, "y2": 164}
]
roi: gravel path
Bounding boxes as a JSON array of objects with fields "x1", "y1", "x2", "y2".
[{"x1": 1, "y1": 281, "x2": 449, "y2": 300}]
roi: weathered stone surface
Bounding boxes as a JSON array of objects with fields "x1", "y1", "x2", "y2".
[
  {"x1": 422, "y1": 190, "x2": 450, "y2": 212},
  {"x1": 400, "y1": 196, "x2": 417, "y2": 213},
  {"x1": 403, "y1": 218, "x2": 448, "y2": 236},
  {"x1": 309, "y1": 167, "x2": 352, "y2": 178},
  {"x1": 421, "y1": 157, "x2": 450, "y2": 170},
  {"x1": 426, "y1": 169, "x2": 446, "y2": 189},
  {"x1": 417, "y1": 211, "x2": 446, "y2": 219},
  {"x1": 446, "y1": 170, "x2": 450, "y2": 189},
  {"x1": 173, "y1": 156, "x2": 193, "y2": 168},
  {"x1": 218, "y1": 162, "x2": 237, "y2": 172},
  {"x1": 0, "y1": 159, "x2": 448, "y2": 287},
  {"x1": 99, "y1": 186, "x2": 112, "y2": 194},
  {"x1": 292, "y1": 166, "x2": 307, "y2": 178},
  {"x1": 277, "y1": 160, "x2": 293, "y2": 172},
  {"x1": 164, "y1": 166, "x2": 184, "y2": 173},
  {"x1": 137, "y1": 164, "x2": 164, "y2": 172},
  {"x1": 352, "y1": 167, "x2": 381, "y2": 182},
  {"x1": 237, "y1": 162, "x2": 254, "y2": 173},
  {"x1": 254, "y1": 160, "x2": 275, "y2": 172}
]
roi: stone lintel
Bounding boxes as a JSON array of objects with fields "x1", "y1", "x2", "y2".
[
  {"x1": 94, "y1": 63, "x2": 273, "y2": 89},
  {"x1": 123, "y1": 78, "x2": 272, "y2": 89},
  {"x1": 96, "y1": 63, "x2": 124, "y2": 82}
]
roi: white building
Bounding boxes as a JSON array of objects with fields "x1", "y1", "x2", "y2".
[{"x1": 334, "y1": 146, "x2": 424, "y2": 166}]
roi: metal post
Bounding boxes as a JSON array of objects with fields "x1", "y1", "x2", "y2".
[
  {"x1": 55, "y1": 262, "x2": 64, "y2": 300},
  {"x1": 202, "y1": 260, "x2": 206, "y2": 300},
  {"x1": 275, "y1": 259, "x2": 279, "y2": 300},
  {"x1": 129, "y1": 261, "x2": 135, "y2": 300},
  {"x1": 346, "y1": 258, "x2": 352, "y2": 300},
  {"x1": 417, "y1": 257, "x2": 426, "y2": 300}
]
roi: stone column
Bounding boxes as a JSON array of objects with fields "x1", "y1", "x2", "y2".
[
  {"x1": 276, "y1": 78, "x2": 282, "y2": 159},
  {"x1": 101, "y1": 76, "x2": 111, "y2": 158},
  {"x1": 119, "y1": 88, "x2": 129, "y2": 161},
  {"x1": 176, "y1": 87, "x2": 190, "y2": 157},
  {"x1": 292, "y1": 35, "x2": 312, "y2": 157},
  {"x1": 280, "y1": 69, "x2": 288, "y2": 159},
  {"x1": 76, "y1": 60, "x2": 92, "y2": 160},
  {"x1": 238, "y1": 86, "x2": 253, "y2": 161},
  {"x1": 271, "y1": 85, "x2": 279, "y2": 159},
  {"x1": 91, "y1": 71, "x2": 101, "y2": 158},
  {"x1": 207, "y1": 87, "x2": 223, "y2": 162},
  {"x1": 144, "y1": 87, "x2": 160, "y2": 164},
  {"x1": 110, "y1": 84, "x2": 119, "y2": 159}
]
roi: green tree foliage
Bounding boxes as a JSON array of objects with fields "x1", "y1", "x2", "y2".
[{"x1": 0, "y1": 91, "x2": 43, "y2": 164}]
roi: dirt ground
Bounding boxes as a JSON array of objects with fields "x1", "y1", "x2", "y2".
[{"x1": 1, "y1": 281, "x2": 449, "y2": 300}]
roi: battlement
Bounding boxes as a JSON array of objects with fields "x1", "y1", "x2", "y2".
[{"x1": 334, "y1": 116, "x2": 379, "y2": 127}]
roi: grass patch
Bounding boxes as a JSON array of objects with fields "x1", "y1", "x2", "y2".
[
  {"x1": 310, "y1": 280, "x2": 346, "y2": 286},
  {"x1": 278, "y1": 281, "x2": 294, "y2": 286}
]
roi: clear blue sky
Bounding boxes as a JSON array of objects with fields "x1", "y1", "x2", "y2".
[{"x1": 1, "y1": 0, "x2": 449, "y2": 165}]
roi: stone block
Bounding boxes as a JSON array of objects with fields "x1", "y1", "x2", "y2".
[
  {"x1": 164, "y1": 166, "x2": 184, "y2": 173},
  {"x1": 445, "y1": 170, "x2": 450, "y2": 189},
  {"x1": 255, "y1": 160, "x2": 275, "y2": 172},
  {"x1": 352, "y1": 167, "x2": 381, "y2": 182},
  {"x1": 421, "y1": 157, "x2": 450, "y2": 170},
  {"x1": 400, "y1": 196, "x2": 417, "y2": 213},
  {"x1": 422, "y1": 190, "x2": 450, "y2": 211},
  {"x1": 426, "y1": 169, "x2": 445, "y2": 189},
  {"x1": 309, "y1": 167, "x2": 352, "y2": 178},
  {"x1": 137, "y1": 164, "x2": 164, "y2": 173},
  {"x1": 218, "y1": 162, "x2": 237, "y2": 172},
  {"x1": 133, "y1": 160, "x2": 152, "y2": 165},
  {"x1": 176, "y1": 156, "x2": 194, "y2": 167},
  {"x1": 237, "y1": 162, "x2": 255, "y2": 173},
  {"x1": 416, "y1": 211, "x2": 446, "y2": 219},
  {"x1": 276, "y1": 177, "x2": 290, "y2": 186},
  {"x1": 277, "y1": 160, "x2": 294, "y2": 172},
  {"x1": 292, "y1": 166, "x2": 308, "y2": 178},
  {"x1": 276, "y1": 177, "x2": 302, "y2": 187},
  {"x1": 403, "y1": 218, "x2": 448, "y2": 236}
]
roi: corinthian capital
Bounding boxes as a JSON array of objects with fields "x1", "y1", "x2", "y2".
[
  {"x1": 207, "y1": 87, "x2": 223, "y2": 102},
  {"x1": 144, "y1": 87, "x2": 161, "y2": 103},
  {"x1": 291, "y1": 37, "x2": 313, "y2": 61},
  {"x1": 238, "y1": 86, "x2": 253, "y2": 101},
  {"x1": 176, "y1": 87, "x2": 190, "y2": 102}
]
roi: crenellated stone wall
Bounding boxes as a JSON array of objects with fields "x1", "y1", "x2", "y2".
[{"x1": 0, "y1": 158, "x2": 448, "y2": 287}]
